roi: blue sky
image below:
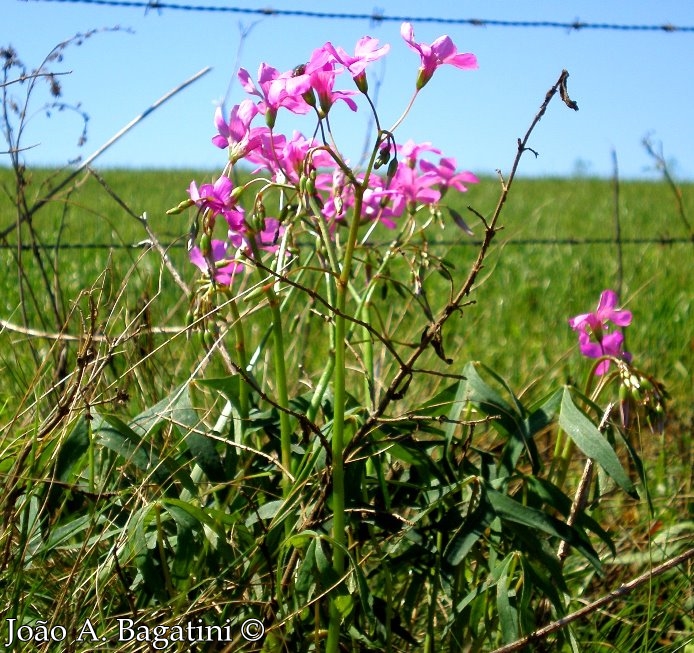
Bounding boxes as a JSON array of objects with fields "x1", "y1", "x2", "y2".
[{"x1": 3, "y1": 0, "x2": 694, "y2": 179}]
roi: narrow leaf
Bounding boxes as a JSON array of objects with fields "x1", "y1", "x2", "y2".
[{"x1": 559, "y1": 388, "x2": 636, "y2": 498}]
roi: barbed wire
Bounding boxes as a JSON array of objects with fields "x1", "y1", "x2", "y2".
[
  {"x1": 1, "y1": 236, "x2": 691, "y2": 252},
  {"x1": 21, "y1": 0, "x2": 694, "y2": 33}
]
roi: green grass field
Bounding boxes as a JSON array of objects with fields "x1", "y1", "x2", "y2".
[
  {"x1": 2, "y1": 167, "x2": 691, "y2": 421},
  {"x1": 1, "y1": 166, "x2": 692, "y2": 651}
]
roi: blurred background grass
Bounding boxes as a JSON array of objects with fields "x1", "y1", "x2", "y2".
[{"x1": 1, "y1": 168, "x2": 691, "y2": 423}]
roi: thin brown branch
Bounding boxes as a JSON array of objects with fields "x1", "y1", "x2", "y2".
[
  {"x1": 490, "y1": 546, "x2": 694, "y2": 653},
  {"x1": 642, "y1": 135, "x2": 693, "y2": 236},
  {"x1": 86, "y1": 167, "x2": 191, "y2": 295},
  {"x1": 348, "y1": 69, "x2": 580, "y2": 454},
  {"x1": 0, "y1": 66, "x2": 211, "y2": 240}
]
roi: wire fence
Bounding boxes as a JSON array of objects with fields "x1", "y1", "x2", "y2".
[
  {"x1": 24, "y1": 0, "x2": 694, "y2": 34},
  {"x1": 1, "y1": 235, "x2": 692, "y2": 252},
  {"x1": 7, "y1": 3, "x2": 694, "y2": 254}
]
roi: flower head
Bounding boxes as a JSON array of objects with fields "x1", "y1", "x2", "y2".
[
  {"x1": 400, "y1": 22, "x2": 478, "y2": 89},
  {"x1": 189, "y1": 239, "x2": 244, "y2": 286},
  {"x1": 397, "y1": 140, "x2": 441, "y2": 168},
  {"x1": 419, "y1": 157, "x2": 479, "y2": 195},
  {"x1": 306, "y1": 59, "x2": 358, "y2": 117},
  {"x1": 569, "y1": 290, "x2": 633, "y2": 374},
  {"x1": 391, "y1": 164, "x2": 441, "y2": 212},
  {"x1": 322, "y1": 35, "x2": 390, "y2": 92},
  {"x1": 188, "y1": 175, "x2": 234, "y2": 216},
  {"x1": 212, "y1": 100, "x2": 266, "y2": 163},
  {"x1": 239, "y1": 63, "x2": 313, "y2": 127}
]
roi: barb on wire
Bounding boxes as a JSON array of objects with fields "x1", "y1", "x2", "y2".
[{"x1": 21, "y1": 0, "x2": 694, "y2": 34}]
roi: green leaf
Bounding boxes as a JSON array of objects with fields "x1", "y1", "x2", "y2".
[
  {"x1": 443, "y1": 480, "x2": 491, "y2": 566},
  {"x1": 488, "y1": 488, "x2": 600, "y2": 570},
  {"x1": 254, "y1": 499, "x2": 285, "y2": 522},
  {"x1": 92, "y1": 413, "x2": 173, "y2": 489},
  {"x1": 521, "y1": 555, "x2": 566, "y2": 619},
  {"x1": 295, "y1": 537, "x2": 318, "y2": 595},
  {"x1": 496, "y1": 554, "x2": 520, "y2": 643},
  {"x1": 175, "y1": 386, "x2": 226, "y2": 484},
  {"x1": 525, "y1": 476, "x2": 615, "y2": 555},
  {"x1": 195, "y1": 375, "x2": 244, "y2": 407},
  {"x1": 444, "y1": 513, "x2": 487, "y2": 566},
  {"x1": 128, "y1": 384, "x2": 188, "y2": 438},
  {"x1": 163, "y1": 502, "x2": 199, "y2": 585},
  {"x1": 53, "y1": 415, "x2": 90, "y2": 482},
  {"x1": 525, "y1": 387, "x2": 563, "y2": 438},
  {"x1": 559, "y1": 388, "x2": 637, "y2": 498},
  {"x1": 462, "y1": 362, "x2": 540, "y2": 474},
  {"x1": 127, "y1": 505, "x2": 167, "y2": 601}
]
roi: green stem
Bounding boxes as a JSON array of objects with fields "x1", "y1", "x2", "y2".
[
  {"x1": 326, "y1": 185, "x2": 365, "y2": 653},
  {"x1": 269, "y1": 294, "x2": 292, "y2": 494},
  {"x1": 424, "y1": 530, "x2": 443, "y2": 653},
  {"x1": 361, "y1": 301, "x2": 374, "y2": 411},
  {"x1": 227, "y1": 297, "x2": 249, "y2": 435},
  {"x1": 247, "y1": 238, "x2": 292, "y2": 497}
]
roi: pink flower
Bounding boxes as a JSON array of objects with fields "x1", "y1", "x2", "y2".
[
  {"x1": 397, "y1": 140, "x2": 441, "y2": 168},
  {"x1": 419, "y1": 157, "x2": 479, "y2": 195},
  {"x1": 189, "y1": 240, "x2": 244, "y2": 286},
  {"x1": 246, "y1": 130, "x2": 331, "y2": 185},
  {"x1": 361, "y1": 185, "x2": 404, "y2": 228},
  {"x1": 400, "y1": 22, "x2": 478, "y2": 89},
  {"x1": 239, "y1": 63, "x2": 313, "y2": 127},
  {"x1": 577, "y1": 331, "x2": 628, "y2": 375},
  {"x1": 189, "y1": 218, "x2": 284, "y2": 286},
  {"x1": 212, "y1": 100, "x2": 266, "y2": 163},
  {"x1": 569, "y1": 290, "x2": 633, "y2": 334},
  {"x1": 253, "y1": 218, "x2": 284, "y2": 253},
  {"x1": 188, "y1": 176, "x2": 246, "y2": 236},
  {"x1": 391, "y1": 164, "x2": 441, "y2": 210},
  {"x1": 306, "y1": 59, "x2": 358, "y2": 116},
  {"x1": 569, "y1": 290, "x2": 633, "y2": 374},
  {"x1": 188, "y1": 176, "x2": 234, "y2": 216},
  {"x1": 323, "y1": 36, "x2": 390, "y2": 77},
  {"x1": 323, "y1": 35, "x2": 390, "y2": 91}
]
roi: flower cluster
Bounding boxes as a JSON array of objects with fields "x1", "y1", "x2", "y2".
[
  {"x1": 569, "y1": 290, "x2": 668, "y2": 432},
  {"x1": 172, "y1": 23, "x2": 478, "y2": 289},
  {"x1": 568, "y1": 289, "x2": 632, "y2": 375}
]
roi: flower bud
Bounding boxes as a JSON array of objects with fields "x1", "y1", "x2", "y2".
[
  {"x1": 265, "y1": 108, "x2": 277, "y2": 129},
  {"x1": 354, "y1": 71, "x2": 368, "y2": 94},
  {"x1": 252, "y1": 194, "x2": 267, "y2": 232},
  {"x1": 230, "y1": 186, "x2": 244, "y2": 203},
  {"x1": 166, "y1": 198, "x2": 195, "y2": 215},
  {"x1": 306, "y1": 169, "x2": 316, "y2": 195},
  {"x1": 199, "y1": 233, "x2": 211, "y2": 257},
  {"x1": 416, "y1": 69, "x2": 433, "y2": 91},
  {"x1": 386, "y1": 158, "x2": 398, "y2": 182},
  {"x1": 187, "y1": 216, "x2": 199, "y2": 252},
  {"x1": 376, "y1": 144, "x2": 391, "y2": 169},
  {"x1": 302, "y1": 88, "x2": 317, "y2": 108}
]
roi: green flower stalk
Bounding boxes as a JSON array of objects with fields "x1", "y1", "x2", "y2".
[{"x1": 327, "y1": 184, "x2": 365, "y2": 653}]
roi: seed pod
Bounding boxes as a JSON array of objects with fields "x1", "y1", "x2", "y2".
[
  {"x1": 166, "y1": 198, "x2": 195, "y2": 215},
  {"x1": 386, "y1": 158, "x2": 398, "y2": 181},
  {"x1": 200, "y1": 233, "x2": 211, "y2": 257},
  {"x1": 306, "y1": 173, "x2": 316, "y2": 196}
]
